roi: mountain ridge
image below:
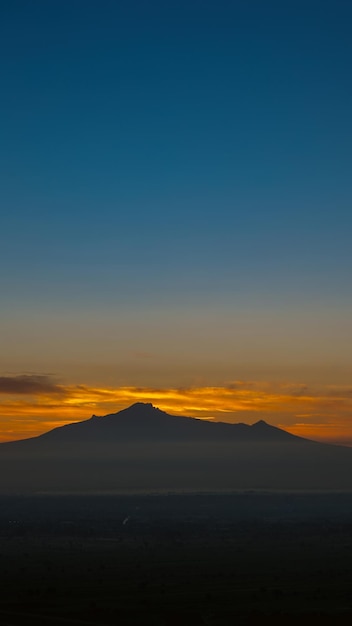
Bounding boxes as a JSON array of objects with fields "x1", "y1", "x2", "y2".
[{"x1": 1, "y1": 402, "x2": 304, "y2": 446}]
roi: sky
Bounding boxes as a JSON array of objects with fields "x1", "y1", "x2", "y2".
[{"x1": 1, "y1": 0, "x2": 352, "y2": 444}]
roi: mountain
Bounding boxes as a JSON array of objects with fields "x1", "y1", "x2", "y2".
[
  {"x1": 16, "y1": 402, "x2": 303, "y2": 444},
  {"x1": 1, "y1": 403, "x2": 352, "y2": 493}
]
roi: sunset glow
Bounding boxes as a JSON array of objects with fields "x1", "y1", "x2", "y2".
[{"x1": 1, "y1": 375, "x2": 352, "y2": 445}]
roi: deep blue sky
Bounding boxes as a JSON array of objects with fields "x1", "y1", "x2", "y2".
[{"x1": 1, "y1": 1, "x2": 352, "y2": 394}]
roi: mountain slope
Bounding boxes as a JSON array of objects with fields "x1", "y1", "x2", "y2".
[{"x1": 0, "y1": 403, "x2": 351, "y2": 493}]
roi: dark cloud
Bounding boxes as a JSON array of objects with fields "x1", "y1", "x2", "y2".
[{"x1": 0, "y1": 375, "x2": 65, "y2": 396}]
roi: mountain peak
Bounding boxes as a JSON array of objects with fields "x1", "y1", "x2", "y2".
[
  {"x1": 99, "y1": 402, "x2": 172, "y2": 428},
  {"x1": 252, "y1": 420, "x2": 270, "y2": 427},
  {"x1": 109, "y1": 402, "x2": 164, "y2": 417},
  {"x1": 128, "y1": 402, "x2": 157, "y2": 410}
]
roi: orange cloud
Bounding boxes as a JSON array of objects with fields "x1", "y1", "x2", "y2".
[{"x1": 1, "y1": 375, "x2": 352, "y2": 444}]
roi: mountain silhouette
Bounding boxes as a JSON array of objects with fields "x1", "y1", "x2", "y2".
[
  {"x1": 25, "y1": 402, "x2": 303, "y2": 444},
  {"x1": 1, "y1": 403, "x2": 352, "y2": 493}
]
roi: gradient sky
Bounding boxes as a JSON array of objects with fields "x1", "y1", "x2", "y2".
[{"x1": 1, "y1": 1, "x2": 352, "y2": 444}]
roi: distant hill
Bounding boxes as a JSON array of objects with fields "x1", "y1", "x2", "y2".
[{"x1": 1, "y1": 403, "x2": 352, "y2": 493}]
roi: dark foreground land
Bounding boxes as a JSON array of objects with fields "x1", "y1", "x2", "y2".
[{"x1": 1, "y1": 493, "x2": 352, "y2": 625}]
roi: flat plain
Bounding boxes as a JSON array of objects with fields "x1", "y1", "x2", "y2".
[{"x1": 1, "y1": 493, "x2": 352, "y2": 625}]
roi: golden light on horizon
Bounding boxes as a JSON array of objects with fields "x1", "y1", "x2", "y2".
[{"x1": 1, "y1": 375, "x2": 352, "y2": 445}]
